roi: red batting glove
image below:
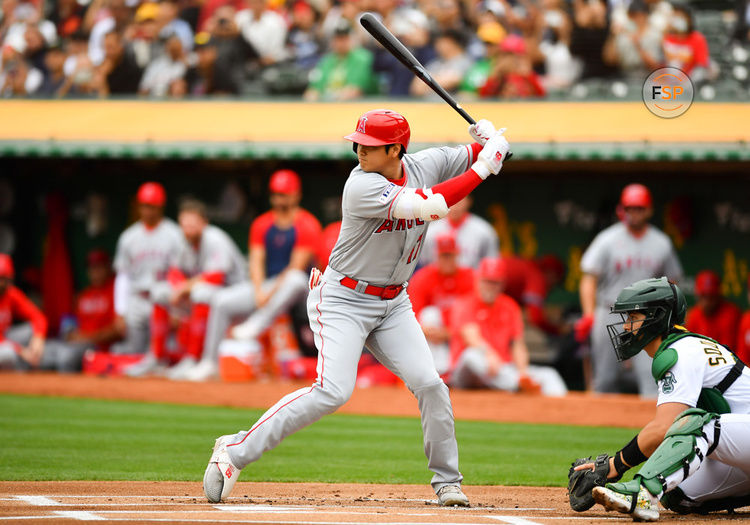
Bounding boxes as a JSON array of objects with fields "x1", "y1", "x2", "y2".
[{"x1": 574, "y1": 313, "x2": 594, "y2": 343}]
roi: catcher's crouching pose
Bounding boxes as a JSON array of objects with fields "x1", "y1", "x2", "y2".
[{"x1": 568, "y1": 277, "x2": 750, "y2": 521}]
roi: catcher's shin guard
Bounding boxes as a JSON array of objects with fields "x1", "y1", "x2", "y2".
[{"x1": 635, "y1": 409, "x2": 720, "y2": 498}]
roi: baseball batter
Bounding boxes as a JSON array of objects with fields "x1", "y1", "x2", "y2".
[
  {"x1": 112, "y1": 182, "x2": 183, "y2": 356},
  {"x1": 203, "y1": 109, "x2": 510, "y2": 506},
  {"x1": 577, "y1": 184, "x2": 683, "y2": 396},
  {"x1": 568, "y1": 277, "x2": 750, "y2": 521}
]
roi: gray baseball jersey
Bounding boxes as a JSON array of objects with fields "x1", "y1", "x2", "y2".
[
  {"x1": 581, "y1": 222, "x2": 683, "y2": 308},
  {"x1": 172, "y1": 225, "x2": 247, "y2": 286},
  {"x1": 582, "y1": 221, "x2": 683, "y2": 396},
  {"x1": 113, "y1": 218, "x2": 184, "y2": 291},
  {"x1": 328, "y1": 145, "x2": 475, "y2": 285},
  {"x1": 419, "y1": 213, "x2": 499, "y2": 269}
]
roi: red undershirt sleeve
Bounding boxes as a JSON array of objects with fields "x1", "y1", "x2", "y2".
[{"x1": 421, "y1": 169, "x2": 484, "y2": 207}]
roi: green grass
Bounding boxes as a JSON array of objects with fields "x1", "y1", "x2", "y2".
[{"x1": 0, "y1": 393, "x2": 634, "y2": 485}]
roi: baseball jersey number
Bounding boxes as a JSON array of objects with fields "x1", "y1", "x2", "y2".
[
  {"x1": 702, "y1": 342, "x2": 728, "y2": 367},
  {"x1": 407, "y1": 234, "x2": 424, "y2": 265}
]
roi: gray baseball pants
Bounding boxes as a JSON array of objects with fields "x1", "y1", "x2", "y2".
[{"x1": 224, "y1": 267, "x2": 462, "y2": 492}]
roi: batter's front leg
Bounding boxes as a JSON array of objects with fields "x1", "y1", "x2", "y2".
[{"x1": 224, "y1": 282, "x2": 366, "y2": 469}]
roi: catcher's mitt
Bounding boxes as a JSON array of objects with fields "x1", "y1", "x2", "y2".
[{"x1": 567, "y1": 454, "x2": 617, "y2": 512}]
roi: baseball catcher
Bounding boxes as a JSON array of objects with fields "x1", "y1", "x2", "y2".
[{"x1": 568, "y1": 277, "x2": 750, "y2": 521}]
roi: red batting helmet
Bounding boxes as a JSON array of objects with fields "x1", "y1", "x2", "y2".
[
  {"x1": 478, "y1": 257, "x2": 507, "y2": 282},
  {"x1": 269, "y1": 169, "x2": 302, "y2": 194},
  {"x1": 620, "y1": 184, "x2": 652, "y2": 208},
  {"x1": 0, "y1": 254, "x2": 14, "y2": 279},
  {"x1": 695, "y1": 270, "x2": 721, "y2": 297},
  {"x1": 344, "y1": 109, "x2": 410, "y2": 152},
  {"x1": 137, "y1": 182, "x2": 166, "y2": 207}
]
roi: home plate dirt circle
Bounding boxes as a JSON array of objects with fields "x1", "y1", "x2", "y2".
[{"x1": 1, "y1": 481, "x2": 746, "y2": 524}]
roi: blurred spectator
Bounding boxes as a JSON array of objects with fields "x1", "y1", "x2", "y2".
[
  {"x1": 371, "y1": 6, "x2": 433, "y2": 96},
  {"x1": 410, "y1": 29, "x2": 472, "y2": 98},
  {"x1": 197, "y1": 0, "x2": 244, "y2": 32},
  {"x1": 408, "y1": 232, "x2": 475, "y2": 376},
  {"x1": 139, "y1": 32, "x2": 187, "y2": 96},
  {"x1": 423, "y1": 0, "x2": 471, "y2": 40},
  {"x1": 95, "y1": 29, "x2": 142, "y2": 95},
  {"x1": 569, "y1": 0, "x2": 617, "y2": 79},
  {"x1": 184, "y1": 169, "x2": 321, "y2": 381},
  {"x1": 0, "y1": 46, "x2": 43, "y2": 95},
  {"x1": 59, "y1": 30, "x2": 95, "y2": 96},
  {"x1": 157, "y1": 0, "x2": 193, "y2": 53},
  {"x1": 286, "y1": 1, "x2": 322, "y2": 71},
  {"x1": 449, "y1": 257, "x2": 568, "y2": 396},
  {"x1": 88, "y1": 0, "x2": 133, "y2": 66},
  {"x1": 604, "y1": 0, "x2": 662, "y2": 81},
  {"x1": 460, "y1": 20, "x2": 505, "y2": 96},
  {"x1": 38, "y1": 42, "x2": 66, "y2": 95},
  {"x1": 304, "y1": 20, "x2": 377, "y2": 101},
  {"x1": 235, "y1": 0, "x2": 288, "y2": 67},
  {"x1": 733, "y1": 0, "x2": 750, "y2": 43},
  {"x1": 48, "y1": 0, "x2": 85, "y2": 39},
  {"x1": 662, "y1": 2, "x2": 711, "y2": 81},
  {"x1": 576, "y1": 183, "x2": 683, "y2": 397},
  {"x1": 419, "y1": 196, "x2": 499, "y2": 269},
  {"x1": 130, "y1": 2, "x2": 161, "y2": 68},
  {"x1": 736, "y1": 276, "x2": 750, "y2": 364},
  {"x1": 476, "y1": 34, "x2": 545, "y2": 98},
  {"x1": 685, "y1": 270, "x2": 741, "y2": 350},
  {"x1": 529, "y1": 0, "x2": 578, "y2": 90},
  {"x1": 320, "y1": 0, "x2": 366, "y2": 46}
]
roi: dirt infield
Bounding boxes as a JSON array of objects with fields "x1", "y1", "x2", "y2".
[
  {"x1": 1, "y1": 481, "x2": 747, "y2": 524},
  {"x1": 0, "y1": 372, "x2": 655, "y2": 428}
]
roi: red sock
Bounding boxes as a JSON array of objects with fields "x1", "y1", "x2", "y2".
[
  {"x1": 186, "y1": 303, "x2": 210, "y2": 360},
  {"x1": 150, "y1": 304, "x2": 170, "y2": 359}
]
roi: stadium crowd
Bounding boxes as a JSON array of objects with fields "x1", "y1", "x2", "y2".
[
  {"x1": 1, "y1": 176, "x2": 749, "y2": 398},
  {"x1": 0, "y1": 0, "x2": 746, "y2": 99}
]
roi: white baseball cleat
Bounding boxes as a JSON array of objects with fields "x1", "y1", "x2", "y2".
[
  {"x1": 184, "y1": 359, "x2": 219, "y2": 382},
  {"x1": 593, "y1": 485, "x2": 660, "y2": 522},
  {"x1": 203, "y1": 435, "x2": 242, "y2": 503},
  {"x1": 436, "y1": 484, "x2": 470, "y2": 507},
  {"x1": 165, "y1": 356, "x2": 198, "y2": 380}
]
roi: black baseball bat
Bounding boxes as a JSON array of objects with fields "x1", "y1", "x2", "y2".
[{"x1": 359, "y1": 12, "x2": 512, "y2": 160}]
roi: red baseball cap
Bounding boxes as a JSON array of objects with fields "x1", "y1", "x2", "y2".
[
  {"x1": 0, "y1": 254, "x2": 13, "y2": 279},
  {"x1": 269, "y1": 169, "x2": 301, "y2": 195},
  {"x1": 478, "y1": 257, "x2": 507, "y2": 282},
  {"x1": 695, "y1": 270, "x2": 721, "y2": 296},
  {"x1": 436, "y1": 232, "x2": 458, "y2": 254},
  {"x1": 137, "y1": 182, "x2": 167, "y2": 207},
  {"x1": 620, "y1": 183, "x2": 652, "y2": 208},
  {"x1": 86, "y1": 249, "x2": 110, "y2": 267}
]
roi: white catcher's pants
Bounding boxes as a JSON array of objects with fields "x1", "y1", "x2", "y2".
[{"x1": 224, "y1": 267, "x2": 463, "y2": 492}]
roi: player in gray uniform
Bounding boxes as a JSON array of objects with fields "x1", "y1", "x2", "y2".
[
  {"x1": 572, "y1": 278, "x2": 750, "y2": 521},
  {"x1": 111, "y1": 182, "x2": 183, "y2": 356},
  {"x1": 126, "y1": 199, "x2": 246, "y2": 378},
  {"x1": 576, "y1": 184, "x2": 682, "y2": 397},
  {"x1": 202, "y1": 109, "x2": 510, "y2": 506}
]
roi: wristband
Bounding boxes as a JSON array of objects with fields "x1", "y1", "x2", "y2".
[{"x1": 618, "y1": 434, "x2": 648, "y2": 468}]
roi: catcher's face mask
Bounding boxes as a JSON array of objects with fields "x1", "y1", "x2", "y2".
[{"x1": 607, "y1": 307, "x2": 667, "y2": 361}]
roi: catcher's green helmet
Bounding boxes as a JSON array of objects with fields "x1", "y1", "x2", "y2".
[{"x1": 607, "y1": 277, "x2": 687, "y2": 361}]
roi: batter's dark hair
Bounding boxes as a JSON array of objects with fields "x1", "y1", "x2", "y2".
[{"x1": 385, "y1": 143, "x2": 406, "y2": 159}]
